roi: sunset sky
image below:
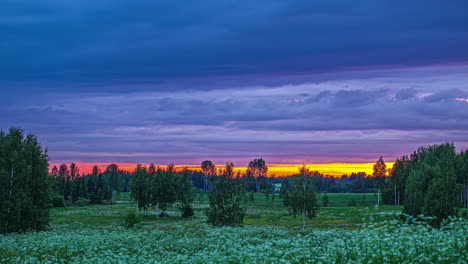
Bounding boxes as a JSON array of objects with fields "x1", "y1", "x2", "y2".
[{"x1": 1, "y1": 1, "x2": 468, "y2": 176}]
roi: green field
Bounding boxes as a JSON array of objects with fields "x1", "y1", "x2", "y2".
[
  {"x1": 50, "y1": 193, "x2": 389, "y2": 229},
  {"x1": 1, "y1": 193, "x2": 467, "y2": 263}
]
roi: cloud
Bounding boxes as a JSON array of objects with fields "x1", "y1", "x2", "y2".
[
  {"x1": 1, "y1": 0, "x2": 468, "y2": 94},
  {"x1": 2, "y1": 65, "x2": 467, "y2": 164}
]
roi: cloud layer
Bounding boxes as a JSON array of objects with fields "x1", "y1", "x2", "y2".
[
  {"x1": 2, "y1": 65, "x2": 468, "y2": 165},
  {"x1": 1, "y1": 1, "x2": 468, "y2": 165}
]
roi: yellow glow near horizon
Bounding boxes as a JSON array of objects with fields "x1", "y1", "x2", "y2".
[{"x1": 50, "y1": 162, "x2": 395, "y2": 177}]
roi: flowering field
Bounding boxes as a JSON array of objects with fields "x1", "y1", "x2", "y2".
[{"x1": 1, "y1": 218, "x2": 466, "y2": 263}]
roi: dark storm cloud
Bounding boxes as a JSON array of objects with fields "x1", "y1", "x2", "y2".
[
  {"x1": 1, "y1": 0, "x2": 468, "y2": 94},
  {"x1": 2, "y1": 1, "x2": 468, "y2": 164}
]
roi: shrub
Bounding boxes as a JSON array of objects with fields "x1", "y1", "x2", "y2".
[
  {"x1": 181, "y1": 204, "x2": 194, "y2": 218},
  {"x1": 50, "y1": 195, "x2": 65, "y2": 208},
  {"x1": 75, "y1": 198, "x2": 91, "y2": 207},
  {"x1": 123, "y1": 213, "x2": 140, "y2": 229},
  {"x1": 347, "y1": 199, "x2": 357, "y2": 206}
]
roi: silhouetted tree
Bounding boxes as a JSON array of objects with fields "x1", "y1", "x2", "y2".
[
  {"x1": 201, "y1": 160, "x2": 215, "y2": 193},
  {"x1": 372, "y1": 156, "x2": 387, "y2": 207},
  {"x1": 247, "y1": 158, "x2": 268, "y2": 192}
]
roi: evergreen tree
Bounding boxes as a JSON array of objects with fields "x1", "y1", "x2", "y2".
[
  {"x1": 0, "y1": 128, "x2": 50, "y2": 233},
  {"x1": 107, "y1": 164, "x2": 120, "y2": 193},
  {"x1": 206, "y1": 161, "x2": 245, "y2": 226}
]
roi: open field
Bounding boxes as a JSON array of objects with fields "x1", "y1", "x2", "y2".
[
  {"x1": 49, "y1": 193, "x2": 389, "y2": 229},
  {"x1": 1, "y1": 193, "x2": 467, "y2": 263}
]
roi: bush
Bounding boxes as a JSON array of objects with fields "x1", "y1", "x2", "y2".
[
  {"x1": 347, "y1": 199, "x2": 357, "y2": 207},
  {"x1": 181, "y1": 204, "x2": 195, "y2": 218},
  {"x1": 75, "y1": 198, "x2": 91, "y2": 207},
  {"x1": 123, "y1": 213, "x2": 140, "y2": 228},
  {"x1": 50, "y1": 195, "x2": 65, "y2": 208}
]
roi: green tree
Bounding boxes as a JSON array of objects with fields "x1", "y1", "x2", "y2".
[
  {"x1": 206, "y1": 161, "x2": 245, "y2": 226},
  {"x1": 288, "y1": 165, "x2": 319, "y2": 228},
  {"x1": 246, "y1": 158, "x2": 268, "y2": 192},
  {"x1": 322, "y1": 193, "x2": 329, "y2": 207},
  {"x1": 107, "y1": 163, "x2": 120, "y2": 194},
  {"x1": 130, "y1": 164, "x2": 150, "y2": 214},
  {"x1": 151, "y1": 165, "x2": 177, "y2": 214},
  {"x1": 279, "y1": 183, "x2": 289, "y2": 206},
  {"x1": 402, "y1": 143, "x2": 462, "y2": 225},
  {"x1": 0, "y1": 127, "x2": 51, "y2": 233},
  {"x1": 372, "y1": 156, "x2": 387, "y2": 207},
  {"x1": 175, "y1": 168, "x2": 195, "y2": 217}
]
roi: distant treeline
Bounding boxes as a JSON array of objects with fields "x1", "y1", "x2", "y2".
[
  {"x1": 50, "y1": 163, "x2": 376, "y2": 205},
  {"x1": 1, "y1": 127, "x2": 467, "y2": 233}
]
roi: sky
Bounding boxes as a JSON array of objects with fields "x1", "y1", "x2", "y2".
[{"x1": 1, "y1": 1, "x2": 468, "y2": 175}]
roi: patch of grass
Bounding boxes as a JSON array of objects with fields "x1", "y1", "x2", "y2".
[{"x1": 50, "y1": 192, "x2": 399, "y2": 230}]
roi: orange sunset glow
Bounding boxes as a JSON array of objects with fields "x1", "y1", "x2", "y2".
[{"x1": 50, "y1": 162, "x2": 395, "y2": 177}]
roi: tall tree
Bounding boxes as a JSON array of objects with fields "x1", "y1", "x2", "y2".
[
  {"x1": 151, "y1": 165, "x2": 177, "y2": 214},
  {"x1": 372, "y1": 156, "x2": 387, "y2": 207},
  {"x1": 175, "y1": 168, "x2": 195, "y2": 217},
  {"x1": 247, "y1": 158, "x2": 268, "y2": 192},
  {"x1": 130, "y1": 164, "x2": 150, "y2": 214},
  {"x1": 0, "y1": 127, "x2": 51, "y2": 233},
  {"x1": 201, "y1": 160, "x2": 215, "y2": 193},
  {"x1": 107, "y1": 163, "x2": 120, "y2": 193},
  {"x1": 288, "y1": 164, "x2": 319, "y2": 229},
  {"x1": 206, "y1": 161, "x2": 245, "y2": 226}
]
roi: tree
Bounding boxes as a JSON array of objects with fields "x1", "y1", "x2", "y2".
[
  {"x1": 279, "y1": 183, "x2": 290, "y2": 206},
  {"x1": 130, "y1": 164, "x2": 150, "y2": 214},
  {"x1": 107, "y1": 163, "x2": 120, "y2": 194},
  {"x1": 0, "y1": 127, "x2": 51, "y2": 233},
  {"x1": 401, "y1": 143, "x2": 461, "y2": 226},
  {"x1": 372, "y1": 156, "x2": 387, "y2": 207},
  {"x1": 201, "y1": 160, "x2": 215, "y2": 193},
  {"x1": 247, "y1": 158, "x2": 268, "y2": 192},
  {"x1": 175, "y1": 168, "x2": 195, "y2": 217},
  {"x1": 151, "y1": 165, "x2": 177, "y2": 214},
  {"x1": 288, "y1": 164, "x2": 319, "y2": 228},
  {"x1": 322, "y1": 193, "x2": 329, "y2": 207},
  {"x1": 206, "y1": 161, "x2": 245, "y2": 226}
]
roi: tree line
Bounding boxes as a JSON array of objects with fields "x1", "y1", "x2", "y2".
[
  {"x1": 1, "y1": 127, "x2": 466, "y2": 233},
  {"x1": 381, "y1": 143, "x2": 468, "y2": 226}
]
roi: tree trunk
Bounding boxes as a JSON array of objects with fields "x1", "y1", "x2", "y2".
[
  {"x1": 303, "y1": 177, "x2": 306, "y2": 230},
  {"x1": 255, "y1": 178, "x2": 260, "y2": 193}
]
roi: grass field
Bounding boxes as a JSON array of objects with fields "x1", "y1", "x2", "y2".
[
  {"x1": 49, "y1": 192, "x2": 391, "y2": 229},
  {"x1": 1, "y1": 192, "x2": 467, "y2": 263}
]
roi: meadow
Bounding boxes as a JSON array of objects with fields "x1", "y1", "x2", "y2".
[{"x1": 1, "y1": 193, "x2": 467, "y2": 263}]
